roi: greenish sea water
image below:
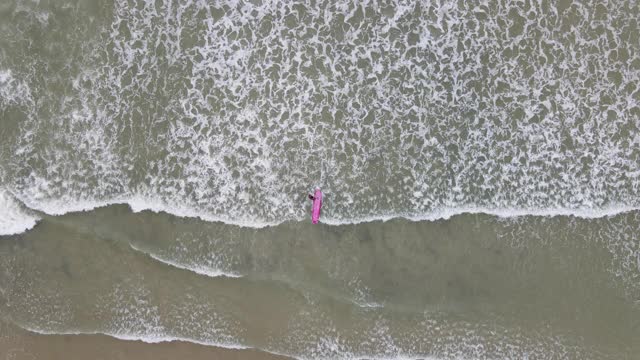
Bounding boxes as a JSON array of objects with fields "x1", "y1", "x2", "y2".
[{"x1": 1, "y1": 0, "x2": 639, "y2": 358}]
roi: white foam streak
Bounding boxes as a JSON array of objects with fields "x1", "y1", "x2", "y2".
[
  {"x1": 14, "y1": 193, "x2": 280, "y2": 228},
  {"x1": 128, "y1": 243, "x2": 242, "y2": 279},
  {"x1": 126, "y1": 195, "x2": 281, "y2": 228},
  {"x1": 20, "y1": 326, "x2": 249, "y2": 350}
]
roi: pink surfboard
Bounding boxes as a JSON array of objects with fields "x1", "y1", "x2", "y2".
[{"x1": 311, "y1": 189, "x2": 323, "y2": 224}]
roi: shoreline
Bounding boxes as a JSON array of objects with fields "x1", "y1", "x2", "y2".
[{"x1": 0, "y1": 330, "x2": 293, "y2": 360}]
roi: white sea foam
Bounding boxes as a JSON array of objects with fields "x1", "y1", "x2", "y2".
[
  {"x1": 0, "y1": 189, "x2": 40, "y2": 236},
  {"x1": 0, "y1": 69, "x2": 33, "y2": 107}
]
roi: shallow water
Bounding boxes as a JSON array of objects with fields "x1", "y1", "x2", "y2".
[
  {"x1": 1, "y1": 208, "x2": 639, "y2": 358},
  {"x1": 1, "y1": 0, "x2": 639, "y2": 358}
]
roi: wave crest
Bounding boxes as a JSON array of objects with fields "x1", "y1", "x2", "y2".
[
  {"x1": 0, "y1": 189, "x2": 40, "y2": 236},
  {"x1": 4, "y1": 191, "x2": 640, "y2": 236}
]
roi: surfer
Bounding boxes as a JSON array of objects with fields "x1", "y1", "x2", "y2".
[{"x1": 308, "y1": 194, "x2": 315, "y2": 201}]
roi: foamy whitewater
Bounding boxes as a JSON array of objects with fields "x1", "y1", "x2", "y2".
[
  {"x1": 0, "y1": 189, "x2": 40, "y2": 236},
  {"x1": 1, "y1": 0, "x2": 639, "y2": 359},
  {"x1": 1, "y1": 0, "x2": 639, "y2": 235}
]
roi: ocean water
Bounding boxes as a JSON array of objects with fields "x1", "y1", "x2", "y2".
[{"x1": 0, "y1": 0, "x2": 639, "y2": 359}]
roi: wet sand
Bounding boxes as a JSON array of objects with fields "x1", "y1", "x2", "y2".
[{"x1": 0, "y1": 330, "x2": 292, "y2": 360}]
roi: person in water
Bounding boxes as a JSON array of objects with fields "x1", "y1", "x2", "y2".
[{"x1": 308, "y1": 194, "x2": 315, "y2": 201}]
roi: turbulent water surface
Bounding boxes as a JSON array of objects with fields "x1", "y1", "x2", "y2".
[{"x1": 0, "y1": 0, "x2": 639, "y2": 359}]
